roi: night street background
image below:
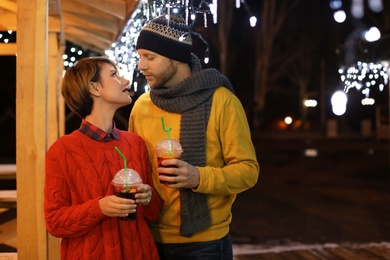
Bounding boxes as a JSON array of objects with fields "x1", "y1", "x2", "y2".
[{"x1": 231, "y1": 133, "x2": 390, "y2": 245}]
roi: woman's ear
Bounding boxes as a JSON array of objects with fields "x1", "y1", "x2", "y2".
[{"x1": 89, "y1": 82, "x2": 100, "y2": 97}]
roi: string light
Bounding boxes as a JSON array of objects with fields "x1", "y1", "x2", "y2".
[
  {"x1": 105, "y1": 0, "x2": 255, "y2": 92},
  {"x1": 0, "y1": 30, "x2": 16, "y2": 43},
  {"x1": 62, "y1": 42, "x2": 99, "y2": 70},
  {"x1": 332, "y1": 0, "x2": 387, "y2": 106},
  {"x1": 339, "y1": 61, "x2": 389, "y2": 101}
]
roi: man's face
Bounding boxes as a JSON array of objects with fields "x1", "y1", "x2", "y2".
[{"x1": 137, "y1": 49, "x2": 178, "y2": 88}]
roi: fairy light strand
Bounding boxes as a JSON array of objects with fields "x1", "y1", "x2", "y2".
[
  {"x1": 105, "y1": 0, "x2": 253, "y2": 91},
  {"x1": 339, "y1": 61, "x2": 389, "y2": 98}
]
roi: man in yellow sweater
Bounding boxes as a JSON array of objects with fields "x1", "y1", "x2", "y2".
[{"x1": 129, "y1": 15, "x2": 260, "y2": 259}]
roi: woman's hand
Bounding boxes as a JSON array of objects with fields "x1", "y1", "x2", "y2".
[
  {"x1": 135, "y1": 184, "x2": 152, "y2": 205},
  {"x1": 99, "y1": 195, "x2": 136, "y2": 218}
]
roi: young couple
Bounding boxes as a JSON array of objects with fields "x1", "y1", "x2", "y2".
[{"x1": 44, "y1": 14, "x2": 259, "y2": 260}]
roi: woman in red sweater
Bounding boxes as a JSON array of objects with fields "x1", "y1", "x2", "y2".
[{"x1": 44, "y1": 57, "x2": 161, "y2": 259}]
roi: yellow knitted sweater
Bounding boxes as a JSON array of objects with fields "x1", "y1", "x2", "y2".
[{"x1": 129, "y1": 87, "x2": 259, "y2": 243}]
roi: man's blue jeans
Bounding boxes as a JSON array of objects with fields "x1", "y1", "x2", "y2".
[{"x1": 155, "y1": 234, "x2": 233, "y2": 260}]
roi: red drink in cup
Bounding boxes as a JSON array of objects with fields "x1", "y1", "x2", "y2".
[
  {"x1": 111, "y1": 168, "x2": 142, "y2": 220},
  {"x1": 155, "y1": 139, "x2": 183, "y2": 184}
]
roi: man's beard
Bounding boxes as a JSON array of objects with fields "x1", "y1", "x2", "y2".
[{"x1": 152, "y1": 59, "x2": 177, "y2": 88}]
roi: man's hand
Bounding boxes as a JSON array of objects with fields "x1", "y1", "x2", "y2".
[{"x1": 158, "y1": 159, "x2": 200, "y2": 189}]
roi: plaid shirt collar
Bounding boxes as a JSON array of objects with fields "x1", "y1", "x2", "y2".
[{"x1": 78, "y1": 119, "x2": 120, "y2": 142}]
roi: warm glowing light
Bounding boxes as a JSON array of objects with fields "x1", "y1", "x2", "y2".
[
  {"x1": 304, "y1": 99, "x2": 318, "y2": 107},
  {"x1": 284, "y1": 117, "x2": 293, "y2": 125},
  {"x1": 368, "y1": 0, "x2": 383, "y2": 12},
  {"x1": 361, "y1": 98, "x2": 375, "y2": 105},
  {"x1": 249, "y1": 16, "x2": 257, "y2": 27},
  {"x1": 333, "y1": 10, "x2": 346, "y2": 23},
  {"x1": 351, "y1": 0, "x2": 364, "y2": 19},
  {"x1": 331, "y1": 91, "x2": 347, "y2": 116},
  {"x1": 210, "y1": 0, "x2": 218, "y2": 24},
  {"x1": 339, "y1": 61, "x2": 389, "y2": 97},
  {"x1": 329, "y1": 0, "x2": 343, "y2": 9},
  {"x1": 304, "y1": 149, "x2": 318, "y2": 157},
  {"x1": 364, "y1": 27, "x2": 381, "y2": 42}
]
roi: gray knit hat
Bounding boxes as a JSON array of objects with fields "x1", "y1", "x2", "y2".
[{"x1": 136, "y1": 15, "x2": 192, "y2": 64}]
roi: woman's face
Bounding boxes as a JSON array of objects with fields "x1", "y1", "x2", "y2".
[{"x1": 94, "y1": 62, "x2": 132, "y2": 108}]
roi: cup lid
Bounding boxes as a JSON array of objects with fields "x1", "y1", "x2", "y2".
[
  {"x1": 111, "y1": 168, "x2": 142, "y2": 185},
  {"x1": 155, "y1": 139, "x2": 183, "y2": 152}
]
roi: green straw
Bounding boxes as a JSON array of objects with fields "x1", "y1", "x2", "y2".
[
  {"x1": 115, "y1": 146, "x2": 127, "y2": 170},
  {"x1": 115, "y1": 146, "x2": 129, "y2": 191},
  {"x1": 161, "y1": 116, "x2": 173, "y2": 156},
  {"x1": 161, "y1": 116, "x2": 172, "y2": 140}
]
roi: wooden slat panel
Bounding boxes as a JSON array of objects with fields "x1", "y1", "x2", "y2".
[
  {"x1": 65, "y1": 33, "x2": 110, "y2": 53},
  {"x1": 307, "y1": 249, "x2": 334, "y2": 259},
  {"x1": 350, "y1": 247, "x2": 387, "y2": 259},
  {"x1": 64, "y1": 25, "x2": 114, "y2": 44},
  {"x1": 278, "y1": 251, "x2": 305, "y2": 259},
  {"x1": 253, "y1": 252, "x2": 284, "y2": 260},
  {"x1": 367, "y1": 246, "x2": 390, "y2": 259},
  {"x1": 0, "y1": 253, "x2": 17, "y2": 259},
  {"x1": 62, "y1": 11, "x2": 118, "y2": 34},
  {"x1": 62, "y1": 0, "x2": 119, "y2": 30},
  {"x1": 74, "y1": 0, "x2": 127, "y2": 19},
  {"x1": 0, "y1": 190, "x2": 16, "y2": 208},
  {"x1": 0, "y1": 219, "x2": 16, "y2": 244},
  {"x1": 46, "y1": 32, "x2": 63, "y2": 260},
  {"x1": 0, "y1": 190, "x2": 16, "y2": 201},
  {"x1": 293, "y1": 249, "x2": 319, "y2": 259},
  {"x1": 0, "y1": 43, "x2": 16, "y2": 56},
  {"x1": 47, "y1": 33, "x2": 60, "y2": 147},
  {"x1": 233, "y1": 245, "x2": 390, "y2": 259},
  {"x1": 0, "y1": 0, "x2": 139, "y2": 54},
  {"x1": 16, "y1": 0, "x2": 48, "y2": 258},
  {"x1": 0, "y1": 13, "x2": 60, "y2": 32},
  {"x1": 0, "y1": 164, "x2": 16, "y2": 179},
  {"x1": 0, "y1": 0, "x2": 17, "y2": 13},
  {"x1": 0, "y1": 13, "x2": 16, "y2": 30},
  {"x1": 327, "y1": 246, "x2": 361, "y2": 259}
]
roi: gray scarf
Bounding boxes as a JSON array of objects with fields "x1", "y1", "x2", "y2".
[{"x1": 150, "y1": 54, "x2": 234, "y2": 237}]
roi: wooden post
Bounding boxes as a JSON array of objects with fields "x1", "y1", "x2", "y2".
[
  {"x1": 46, "y1": 31, "x2": 63, "y2": 259},
  {"x1": 16, "y1": 0, "x2": 48, "y2": 258}
]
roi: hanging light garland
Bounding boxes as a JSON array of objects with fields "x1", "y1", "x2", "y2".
[
  {"x1": 339, "y1": 61, "x2": 389, "y2": 99},
  {"x1": 330, "y1": 0, "x2": 388, "y2": 105},
  {"x1": 105, "y1": 0, "x2": 216, "y2": 87},
  {"x1": 0, "y1": 30, "x2": 16, "y2": 43},
  {"x1": 105, "y1": 0, "x2": 253, "y2": 92}
]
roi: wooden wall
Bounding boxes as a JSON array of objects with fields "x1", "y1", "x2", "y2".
[{"x1": 12, "y1": 0, "x2": 63, "y2": 258}]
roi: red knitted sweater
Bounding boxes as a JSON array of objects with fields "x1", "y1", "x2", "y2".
[{"x1": 44, "y1": 130, "x2": 161, "y2": 259}]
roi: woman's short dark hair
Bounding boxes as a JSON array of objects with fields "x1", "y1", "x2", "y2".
[{"x1": 61, "y1": 56, "x2": 118, "y2": 118}]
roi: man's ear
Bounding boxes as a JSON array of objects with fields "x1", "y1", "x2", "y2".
[{"x1": 89, "y1": 82, "x2": 100, "y2": 97}]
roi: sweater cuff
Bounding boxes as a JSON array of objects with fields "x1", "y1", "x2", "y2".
[
  {"x1": 91, "y1": 197, "x2": 106, "y2": 220},
  {"x1": 192, "y1": 166, "x2": 204, "y2": 193}
]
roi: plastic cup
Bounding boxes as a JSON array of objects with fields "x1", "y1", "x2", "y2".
[
  {"x1": 155, "y1": 139, "x2": 183, "y2": 184},
  {"x1": 111, "y1": 168, "x2": 142, "y2": 220}
]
